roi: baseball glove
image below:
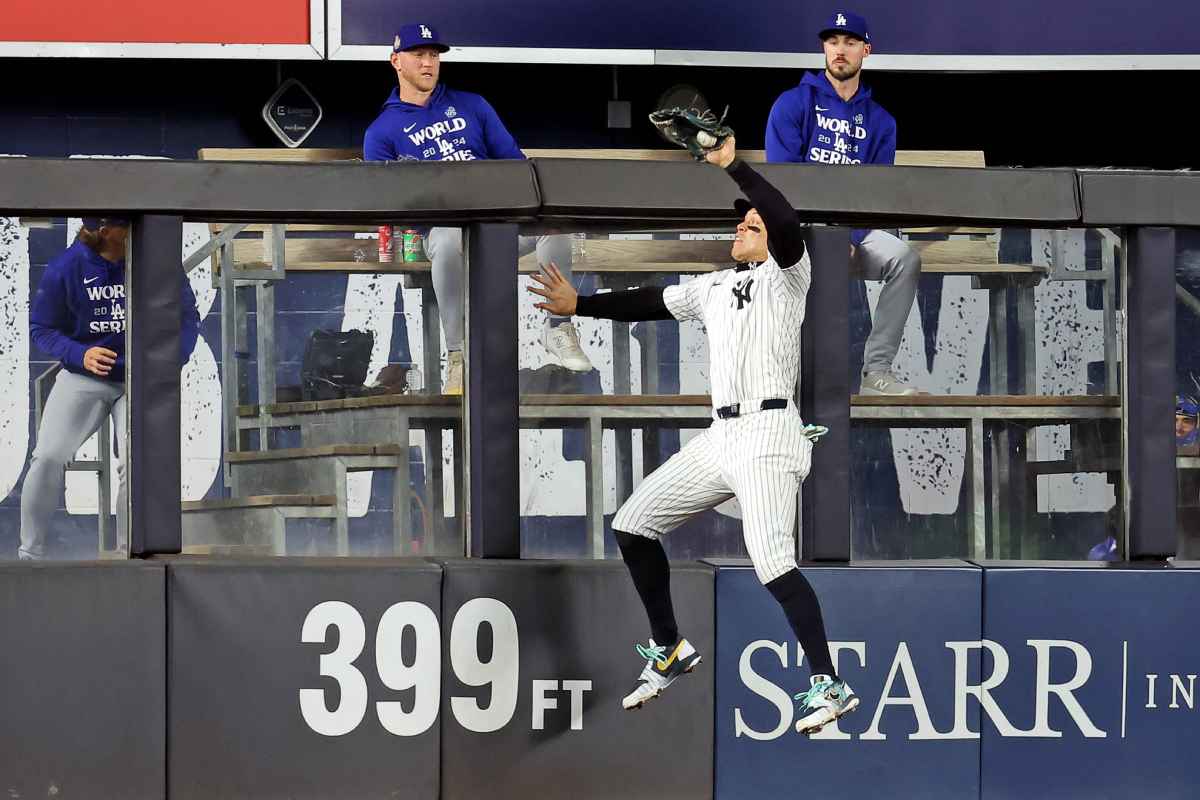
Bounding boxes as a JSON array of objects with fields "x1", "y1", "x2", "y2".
[{"x1": 649, "y1": 104, "x2": 734, "y2": 161}]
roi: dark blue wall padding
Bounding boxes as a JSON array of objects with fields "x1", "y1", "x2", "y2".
[{"x1": 713, "y1": 560, "x2": 983, "y2": 800}]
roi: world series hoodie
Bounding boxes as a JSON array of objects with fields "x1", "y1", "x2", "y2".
[
  {"x1": 766, "y1": 71, "x2": 898, "y2": 246},
  {"x1": 363, "y1": 83, "x2": 524, "y2": 162},
  {"x1": 30, "y1": 239, "x2": 201, "y2": 383}
]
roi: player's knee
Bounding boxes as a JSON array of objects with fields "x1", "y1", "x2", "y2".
[
  {"x1": 614, "y1": 527, "x2": 653, "y2": 553},
  {"x1": 28, "y1": 444, "x2": 74, "y2": 470},
  {"x1": 900, "y1": 244, "x2": 922, "y2": 275},
  {"x1": 428, "y1": 227, "x2": 464, "y2": 259},
  {"x1": 764, "y1": 567, "x2": 813, "y2": 601}
]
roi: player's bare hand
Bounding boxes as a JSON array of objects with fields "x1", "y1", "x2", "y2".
[
  {"x1": 528, "y1": 262, "x2": 578, "y2": 316},
  {"x1": 705, "y1": 135, "x2": 737, "y2": 169},
  {"x1": 849, "y1": 244, "x2": 857, "y2": 259},
  {"x1": 83, "y1": 346, "x2": 118, "y2": 377}
]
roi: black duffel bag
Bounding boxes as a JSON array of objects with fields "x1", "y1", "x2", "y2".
[{"x1": 300, "y1": 329, "x2": 374, "y2": 401}]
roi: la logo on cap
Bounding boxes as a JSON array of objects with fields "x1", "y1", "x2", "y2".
[
  {"x1": 420, "y1": 24, "x2": 432, "y2": 38},
  {"x1": 836, "y1": 12, "x2": 847, "y2": 25}
]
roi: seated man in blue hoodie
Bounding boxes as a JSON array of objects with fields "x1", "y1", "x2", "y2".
[
  {"x1": 364, "y1": 23, "x2": 593, "y2": 394},
  {"x1": 766, "y1": 11, "x2": 920, "y2": 396},
  {"x1": 19, "y1": 217, "x2": 200, "y2": 560}
]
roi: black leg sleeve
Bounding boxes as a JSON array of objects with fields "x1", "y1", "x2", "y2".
[
  {"x1": 614, "y1": 530, "x2": 679, "y2": 646},
  {"x1": 765, "y1": 569, "x2": 837, "y2": 680}
]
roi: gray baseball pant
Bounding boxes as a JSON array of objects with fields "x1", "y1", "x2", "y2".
[
  {"x1": 19, "y1": 370, "x2": 126, "y2": 560},
  {"x1": 422, "y1": 229, "x2": 574, "y2": 351},
  {"x1": 851, "y1": 230, "x2": 922, "y2": 375}
]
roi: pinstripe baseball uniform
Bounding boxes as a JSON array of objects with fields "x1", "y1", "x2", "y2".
[{"x1": 612, "y1": 251, "x2": 813, "y2": 584}]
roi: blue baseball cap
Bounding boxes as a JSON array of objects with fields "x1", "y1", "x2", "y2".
[
  {"x1": 819, "y1": 10, "x2": 870, "y2": 42},
  {"x1": 81, "y1": 216, "x2": 130, "y2": 230},
  {"x1": 393, "y1": 23, "x2": 450, "y2": 53}
]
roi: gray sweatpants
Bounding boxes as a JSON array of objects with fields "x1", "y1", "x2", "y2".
[
  {"x1": 851, "y1": 230, "x2": 922, "y2": 375},
  {"x1": 422, "y1": 229, "x2": 574, "y2": 351},
  {"x1": 19, "y1": 370, "x2": 126, "y2": 560}
]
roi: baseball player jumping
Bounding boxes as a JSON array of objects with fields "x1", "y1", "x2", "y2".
[
  {"x1": 767, "y1": 10, "x2": 920, "y2": 396},
  {"x1": 529, "y1": 136, "x2": 857, "y2": 734}
]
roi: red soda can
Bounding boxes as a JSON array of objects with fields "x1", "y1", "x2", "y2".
[{"x1": 377, "y1": 225, "x2": 394, "y2": 263}]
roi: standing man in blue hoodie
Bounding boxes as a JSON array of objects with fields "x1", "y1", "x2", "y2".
[
  {"x1": 364, "y1": 23, "x2": 593, "y2": 394},
  {"x1": 18, "y1": 217, "x2": 200, "y2": 560},
  {"x1": 766, "y1": 11, "x2": 920, "y2": 396}
]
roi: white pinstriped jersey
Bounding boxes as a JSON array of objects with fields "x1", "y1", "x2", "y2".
[{"x1": 663, "y1": 251, "x2": 812, "y2": 410}]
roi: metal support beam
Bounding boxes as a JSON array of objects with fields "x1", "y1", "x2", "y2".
[
  {"x1": 1124, "y1": 227, "x2": 1177, "y2": 558},
  {"x1": 128, "y1": 215, "x2": 183, "y2": 556},
  {"x1": 466, "y1": 223, "x2": 520, "y2": 558},
  {"x1": 800, "y1": 226, "x2": 851, "y2": 561}
]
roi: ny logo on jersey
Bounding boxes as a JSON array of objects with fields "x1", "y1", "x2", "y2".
[
  {"x1": 732, "y1": 277, "x2": 754, "y2": 310},
  {"x1": 420, "y1": 25, "x2": 432, "y2": 39},
  {"x1": 836, "y1": 13, "x2": 847, "y2": 26}
]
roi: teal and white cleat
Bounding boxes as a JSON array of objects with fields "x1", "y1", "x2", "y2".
[{"x1": 794, "y1": 674, "x2": 860, "y2": 735}]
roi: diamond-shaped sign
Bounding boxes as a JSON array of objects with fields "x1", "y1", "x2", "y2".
[{"x1": 262, "y1": 78, "x2": 323, "y2": 148}]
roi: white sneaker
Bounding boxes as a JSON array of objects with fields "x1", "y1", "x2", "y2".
[
  {"x1": 444, "y1": 350, "x2": 463, "y2": 396},
  {"x1": 621, "y1": 638, "x2": 702, "y2": 710},
  {"x1": 794, "y1": 674, "x2": 860, "y2": 735},
  {"x1": 541, "y1": 321, "x2": 593, "y2": 372},
  {"x1": 859, "y1": 371, "x2": 917, "y2": 396}
]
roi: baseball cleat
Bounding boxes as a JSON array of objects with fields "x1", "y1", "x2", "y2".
[
  {"x1": 444, "y1": 350, "x2": 464, "y2": 395},
  {"x1": 859, "y1": 370, "x2": 918, "y2": 396},
  {"x1": 794, "y1": 674, "x2": 860, "y2": 735},
  {"x1": 541, "y1": 321, "x2": 594, "y2": 372},
  {"x1": 622, "y1": 637, "x2": 702, "y2": 710}
]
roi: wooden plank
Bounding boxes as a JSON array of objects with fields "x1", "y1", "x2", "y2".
[
  {"x1": 226, "y1": 444, "x2": 378, "y2": 462},
  {"x1": 224, "y1": 444, "x2": 407, "y2": 463},
  {"x1": 198, "y1": 147, "x2": 360, "y2": 162},
  {"x1": 200, "y1": 146, "x2": 984, "y2": 169},
  {"x1": 213, "y1": 223, "x2": 379, "y2": 234},
  {"x1": 520, "y1": 394, "x2": 713, "y2": 406},
  {"x1": 893, "y1": 151, "x2": 986, "y2": 168},
  {"x1": 337, "y1": 393, "x2": 460, "y2": 410},
  {"x1": 923, "y1": 263, "x2": 1041, "y2": 275},
  {"x1": 182, "y1": 494, "x2": 337, "y2": 511},
  {"x1": 525, "y1": 149, "x2": 986, "y2": 168},
  {"x1": 237, "y1": 261, "x2": 432, "y2": 273},
  {"x1": 181, "y1": 544, "x2": 279, "y2": 556},
  {"x1": 907, "y1": 239, "x2": 999, "y2": 265},
  {"x1": 238, "y1": 394, "x2": 461, "y2": 417},
  {"x1": 902, "y1": 226, "x2": 997, "y2": 235},
  {"x1": 852, "y1": 395, "x2": 1120, "y2": 407}
]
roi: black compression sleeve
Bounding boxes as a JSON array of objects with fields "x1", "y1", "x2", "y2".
[
  {"x1": 574, "y1": 286, "x2": 674, "y2": 322},
  {"x1": 726, "y1": 159, "x2": 807, "y2": 269}
]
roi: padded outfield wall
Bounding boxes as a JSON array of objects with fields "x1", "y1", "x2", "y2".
[{"x1": 3, "y1": 559, "x2": 1197, "y2": 799}]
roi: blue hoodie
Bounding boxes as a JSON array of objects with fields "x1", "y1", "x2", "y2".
[
  {"x1": 30, "y1": 239, "x2": 201, "y2": 383},
  {"x1": 363, "y1": 83, "x2": 524, "y2": 162},
  {"x1": 766, "y1": 71, "x2": 898, "y2": 246}
]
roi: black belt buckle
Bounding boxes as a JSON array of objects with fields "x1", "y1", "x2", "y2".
[{"x1": 717, "y1": 403, "x2": 740, "y2": 419}]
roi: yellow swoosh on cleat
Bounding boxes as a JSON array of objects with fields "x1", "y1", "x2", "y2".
[{"x1": 656, "y1": 641, "x2": 684, "y2": 671}]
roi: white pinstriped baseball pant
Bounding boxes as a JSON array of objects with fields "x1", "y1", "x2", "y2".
[{"x1": 612, "y1": 404, "x2": 813, "y2": 584}]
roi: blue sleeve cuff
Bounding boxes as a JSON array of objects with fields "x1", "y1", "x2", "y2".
[{"x1": 850, "y1": 229, "x2": 869, "y2": 248}]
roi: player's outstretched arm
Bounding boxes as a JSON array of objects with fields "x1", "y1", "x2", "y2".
[
  {"x1": 706, "y1": 137, "x2": 807, "y2": 269},
  {"x1": 529, "y1": 262, "x2": 673, "y2": 322}
]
